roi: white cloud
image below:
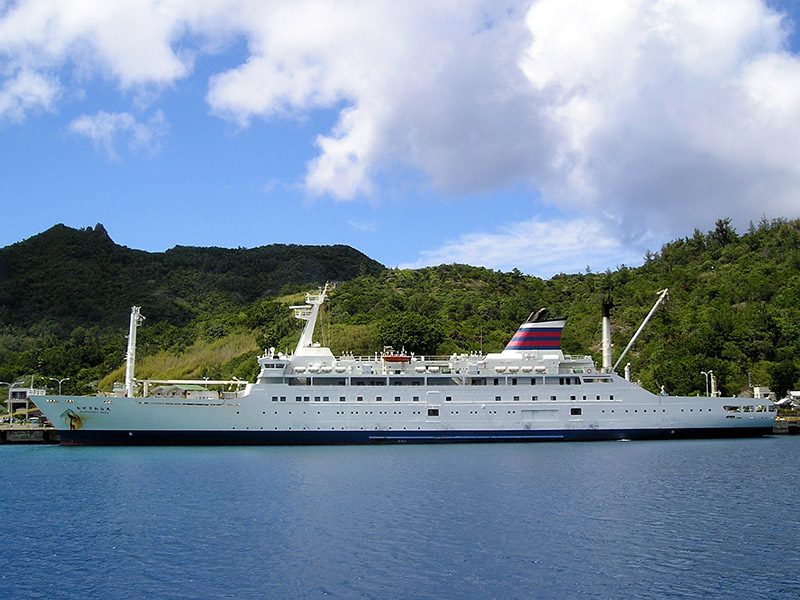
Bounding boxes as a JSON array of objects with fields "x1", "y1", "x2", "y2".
[
  {"x1": 69, "y1": 110, "x2": 168, "y2": 159},
  {"x1": 347, "y1": 218, "x2": 378, "y2": 233},
  {"x1": 0, "y1": 0, "x2": 195, "y2": 88},
  {"x1": 519, "y1": 0, "x2": 800, "y2": 240},
  {"x1": 400, "y1": 217, "x2": 643, "y2": 277},
  {"x1": 0, "y1": 68, "x2": 60, "y2": 122}
]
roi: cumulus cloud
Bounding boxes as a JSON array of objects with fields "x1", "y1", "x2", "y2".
[
  {"x1": 519, "y1": 0, "x2": 800, "y2": 238},
  {"x1": 0, "y1": 0, "x2": 195, "y2": 88},
  {"x1": 0, "y1": 69, "x2": 60, "y2": 122},
  {"x1": 69, "y1": 110, "x2": 168, "y2": 159},
  {"x1": 205, "y1": 1, "x2": 529, "y2": 199}
]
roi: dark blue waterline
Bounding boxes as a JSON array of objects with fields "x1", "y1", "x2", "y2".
[{"x1": 58, "y1": 426, "x2": 775, "y2": 445}]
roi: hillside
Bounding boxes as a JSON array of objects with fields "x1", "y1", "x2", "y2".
[
  {"x1": 2, "y1": 218, "x2": 799, "y2": 399},
  {"x1": 0, "y1": 223, "x2": 385, "y2": 331}
]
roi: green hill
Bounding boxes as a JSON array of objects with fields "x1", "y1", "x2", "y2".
[
  {"x1": 0, "y1": 223, "x2": 384, "y2": 331},
  {"x1": 1, "y1": 218, "x2": 799, "y2": 399}
]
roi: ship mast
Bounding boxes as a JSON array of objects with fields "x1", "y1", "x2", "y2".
[
  {"x1": 125, "y1": 306, "x2": 145, "y2": 397},
  {"x1": 290, "y1": 284, "x2": 328, "y2": 354}
]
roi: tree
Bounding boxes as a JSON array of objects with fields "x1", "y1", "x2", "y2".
[
  {"x1": 709, "y1": 218, "x2": 738, "y2": 248},
  {"x1": 376, "y1": 313, "x2": 443, "y2": 355},
  {"x1": 768, "y1": 361, "x2": 799, "y2": 399}
]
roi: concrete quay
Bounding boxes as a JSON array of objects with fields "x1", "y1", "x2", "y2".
[
  {"x1": 773, "y1": 417, "x2": 799, "y2": 435},
  {"x1": 0, "y1": 427, "x2": 60, "y2": 444}
]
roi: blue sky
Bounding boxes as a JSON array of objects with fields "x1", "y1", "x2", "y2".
[{"x1": 2, "y1": 0, "x2": 800, "y2": 277}]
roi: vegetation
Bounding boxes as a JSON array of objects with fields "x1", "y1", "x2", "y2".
[{"x1": 1, "y1": 218, "x2": 799, "y2": 400}]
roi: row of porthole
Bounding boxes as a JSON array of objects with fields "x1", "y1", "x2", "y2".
[
  {"x1": 251, "y1": 407, "x2": 706, "y2": 418},
  {"x1": 236, "y1": 426, "x2": 425, "y2": 431},
  {"x1": 262, "y1": 410, "x2": 422, "y2": 416},
  {"x1": 599, "y1": 408, "x2": 712, "y2": 414},
  {"x1": 275, "y1": 395, "x2": 626, "y2": 403}
]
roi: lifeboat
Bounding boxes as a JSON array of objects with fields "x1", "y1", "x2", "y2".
[{"x1": 381, "y1": 346, "x2": 410, "y2": 363}]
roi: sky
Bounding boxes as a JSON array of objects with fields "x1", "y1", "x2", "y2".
[{"x1": 2, "y1": 0, "x2": 800, "y2": 278}]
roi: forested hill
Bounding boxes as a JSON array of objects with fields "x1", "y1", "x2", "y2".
[
  {"x1": 0, "y1": 223, "x2": 385, "y2": 331},
  {"x1": 1, "y1": 218, "x2": 799, "y2": 400}
]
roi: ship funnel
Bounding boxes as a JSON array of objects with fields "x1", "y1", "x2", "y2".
[{"x1": 503, "y1": 312, "x2": 566, "y2": 352}]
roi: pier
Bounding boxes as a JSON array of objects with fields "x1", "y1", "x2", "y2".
[
  {"x1": 0, "y1": 426, "x2": 60, "y2": 444},
  {"x1": 773, "y1": 416, "x2": 800, "y2": 435}
]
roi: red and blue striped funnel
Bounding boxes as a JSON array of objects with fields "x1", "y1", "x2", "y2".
[{"x1": 503, "y1": 318, "x2": 567, "y2": 351}]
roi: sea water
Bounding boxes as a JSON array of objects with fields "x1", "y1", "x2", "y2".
[{"x1": 1, "y1": 437, "x2": 798, "y2": 600}]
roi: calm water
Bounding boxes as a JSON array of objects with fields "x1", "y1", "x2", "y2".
[{"x1": 1, "y1": 437, "x2": 798, "y2": 600}]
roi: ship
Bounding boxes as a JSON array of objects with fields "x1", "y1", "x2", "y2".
[{"x1": 32, "y1": 285, "x2": 777, "y2": 445}]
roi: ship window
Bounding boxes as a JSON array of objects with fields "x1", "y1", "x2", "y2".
[
  {"x1": 445, "y1": 396, "x2": 452, "y2": 402},
  {"x1": 304, "y1": 396, "x2": 310, "y2": 402},
  {"x1": 395, "y1": 396, "x2": 401, "y2": 402},
  {"x1": 323, "y1": 396, "x2": 329, "y2": 402},
  {"x1": 550, "y1": 396, "x2": 557, "y2": 401},
  {"x1": 570, "y1": 395, "x2": 576, "y2": 401},
  {"x1": 427, "y1": 377, "x2": 458, "y2": 386},
  {"x1": 427, "y1": 408, "x2": 439, "y2": 417},
  {"x1": 513, "y1": 396, "x2": 519, "y2": 402},
  {"x1": 495, "y1": 396, "x2": 501, "y2": 401},
  {"x1": 471, "y1": 378, "x2": 486, "y2": 386},
  {"x1": 413, "y1": 396, "x2": 420, "y2": 402},
  {"x1": 314, "y1": 396, "x2": 320, "y2": 402},
  {"x1": 376, "y1": 396, "x2": 382, "y2": 402},
  {"x1": 512, "y1": 378, "x2": 517, "y2": 386},
  {"x1": 272, "y1": 396, "x2": 278, "y2": 402},
  {"x1": 610, "y1": 395, "x2": 614, "y2": 400},
  {"x1": 756, "y1": 405, "x2": 766, "y2": 412},
  {"x1": 724, "y1": 405, "x2": 741, "y2": 413},
  {"x1": 570, "y1": 408, "x2": 582, "y2": 416},
  {"x1": 532, "y1": 396, "x2": 538, "y2": 401},
  {"x1": 280, "y1": 396, "x2": 286, "y2": 402},
  {"x1": 743, "y1": 405, "x2": 753, "y2": 412},
  {"x1": 357, "y1": 396, "x2": 363, "y2": 402},
  {"x1": 339, "y1": 396, "x2": 346, "y2": 402},
  {"x1": 494, "y1": 378, "x2": 499, "y2": 385},
  {"x1": 295, "y1": 396, "x2": 301, "y2": 402}
]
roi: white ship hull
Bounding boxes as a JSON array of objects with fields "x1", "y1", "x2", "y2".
[
  {"x1": 32, "y1": 287, "x2": 777, "y2": 445},
  {"x1": 37, "y1": 377, "x2": 776, "y2": 445}
]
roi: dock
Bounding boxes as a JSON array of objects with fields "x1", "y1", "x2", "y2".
[
  {"x1": 773, "y1": 417, "x2": 800, "y2": 435},
  {"x1": 0, "y1": 427, "x2": 60, "y2": 444}
]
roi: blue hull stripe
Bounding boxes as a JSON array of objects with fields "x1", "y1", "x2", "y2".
[{"x1": 57, "y1": 426, "x2": 774, "y2": 446}]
